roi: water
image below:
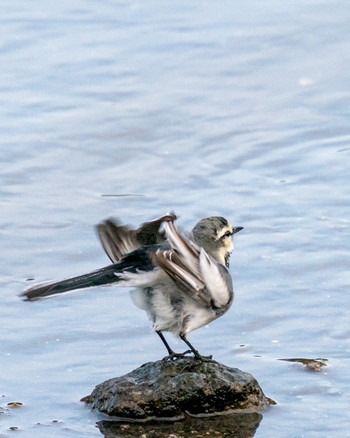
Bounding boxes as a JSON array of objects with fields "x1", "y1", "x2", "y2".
[{"x1": 1, "y1": 0, "x2": 350, "y2": 436}]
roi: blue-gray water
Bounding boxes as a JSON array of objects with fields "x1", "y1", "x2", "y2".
[{"x1": 1, "y1": 1, "x2": 350, "y2": 436}]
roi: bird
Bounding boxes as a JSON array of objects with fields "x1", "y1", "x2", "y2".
[{"x1": 21, "y1": 213, "x2": 243, "y2": 360}]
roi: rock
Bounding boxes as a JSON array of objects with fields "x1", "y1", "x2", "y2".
[
  {"x1": 82, "y1": 357, "x2": 274, "y2": 421},
  {"x1": 279, "y1": 357, "x2": 328, "y2": 372}
]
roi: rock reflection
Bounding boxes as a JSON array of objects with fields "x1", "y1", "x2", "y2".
[{"x1": 97, "y1": 412, "x2": 263, "y2": 438}]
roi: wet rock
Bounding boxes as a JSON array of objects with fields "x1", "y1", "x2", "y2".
[{"x1": 82, "y1": 357, "x2": 274, "y2": 420}]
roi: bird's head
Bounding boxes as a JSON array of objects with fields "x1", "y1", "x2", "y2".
[{"x1": 192, "y1": 216, "x2": 243, "y2": 267}]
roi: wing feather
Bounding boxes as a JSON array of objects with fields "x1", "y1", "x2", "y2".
[
  {"x1": 97, "y1": 213, "x2": 176, "y2": 263},
  {"x1": 199, "y1": 249, "x2": 232, "y2": 307},
  {"x1": 163, "y1": 221, "x2": 200, "y2": 275},
  {"x1": 153, "y1": 218, "x2": 232, "y2": 309}
]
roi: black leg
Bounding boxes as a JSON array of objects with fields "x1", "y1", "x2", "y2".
[
  {"x1": 156, "y1": 331, "x2": 175, "y2": 355},
  {"x1": 157, "y1": 331, "x2": 192, "y2": 360},
  {"x1": 179, "y1": 333, "x2": 212, "y2": 361}
]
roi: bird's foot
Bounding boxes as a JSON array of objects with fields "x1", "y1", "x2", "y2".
[
  {"x1": 162, "y1": 350, "x2": 192, "y2": 361},
  {"x1": 192, "y1": 352, "x2": 213, "y2": 362},
  {"x1": 178, "y1": 333, "x2": 213, "y2": 362}
]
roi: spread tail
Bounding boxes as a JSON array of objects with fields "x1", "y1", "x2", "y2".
[{"x1": 21, "y1": 264, "x2": 119, "y2": 301}]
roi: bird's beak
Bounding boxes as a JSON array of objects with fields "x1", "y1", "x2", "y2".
[{"x1": 232, "y1": 226, "x2": 244, "y2": 234}]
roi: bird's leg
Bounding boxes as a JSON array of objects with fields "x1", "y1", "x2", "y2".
[
  {"x1": 156, "y1": 331, "x2": 191, "y2": 360},
  {"x1": 156, "y1": 331, "x2": 175, "y2": 355},
  {"x1": 179, "y1": 333, "x2": 213, "y2": 361}
]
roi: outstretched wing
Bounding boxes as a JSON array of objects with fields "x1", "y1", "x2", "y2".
[
  {"x1": 153, "y1": 220, "x2": 233, "y2": 309},
  {"x1": 96, "y1": 213, "x2": 176, "y2": 263}
]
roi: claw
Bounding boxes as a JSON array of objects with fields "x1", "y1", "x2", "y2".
[
  {"x1": 193, "y1": 353, "x2": 213, "y2": 362},
  {"x1": 162, "y1": 350, "x2": 192, "y2": 361},
  {"x1": 162, "y1": 350, "x2": 213, "y2": 362}
]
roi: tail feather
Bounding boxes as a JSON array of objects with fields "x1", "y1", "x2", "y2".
[{"x1": 21, "y1": 264, "x2": 119, "y2": 301}]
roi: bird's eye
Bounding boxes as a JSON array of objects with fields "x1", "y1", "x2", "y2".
[{"x1": 224, "y1": 231, "x2": 232, "y2": 238}]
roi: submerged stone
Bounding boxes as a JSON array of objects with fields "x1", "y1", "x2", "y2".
[
  {"x1": 82, "y1": 357, "x2": 274, "y2": 420},
  {"x1": 279, "y1": 357, "x2": 328, "y2": 372}
]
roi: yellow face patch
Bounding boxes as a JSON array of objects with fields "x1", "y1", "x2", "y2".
[
  {"x1": 216, "y1": 224, "x2": 234, "y2": 264},
  {"x1": 216, "y1": 224, "x2": 234, "y2": 240}
]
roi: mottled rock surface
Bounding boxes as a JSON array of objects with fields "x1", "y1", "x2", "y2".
[{"x1": 82, "y1": 358, "x2": 274, "y2": 421}]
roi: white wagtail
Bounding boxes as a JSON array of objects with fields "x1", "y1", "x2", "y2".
[{"x1": 21, "y1": 213, "x2": 243, "y2": 359}]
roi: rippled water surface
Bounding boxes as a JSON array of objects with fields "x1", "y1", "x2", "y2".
[{"x1": 1, "y1": 1, "x2": 350, "y2": 436}]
